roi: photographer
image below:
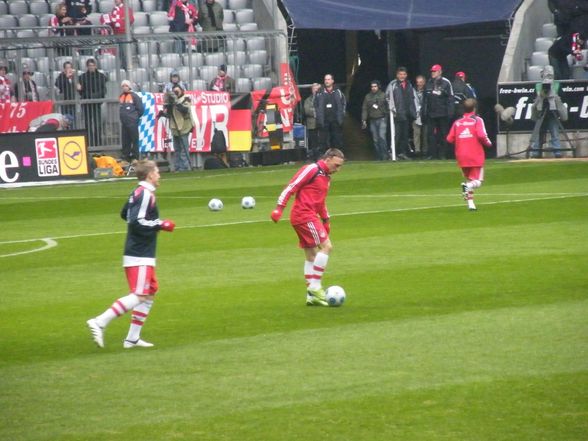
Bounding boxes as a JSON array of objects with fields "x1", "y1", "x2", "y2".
[
  {"x1": 530, "y1": 66, "x2": 568, "y2": 158},
  {"x1": 158, "y1": 85, "x2": 194, "y2": 172}
]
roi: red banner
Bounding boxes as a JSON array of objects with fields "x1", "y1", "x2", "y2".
[
  {"x1": 0, "y1": 101, "x2": 54, "y2": 133},
  {"x1": 251, "y1": 86, "x2": 299, "y2": 137}
]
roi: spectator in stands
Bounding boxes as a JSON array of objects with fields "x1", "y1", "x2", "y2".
[
  {"x1": 548, "y1": 0, "x2": 588, "y2": 36},
  {"x1": 77, "y1": 58, "x2": 107, "y2": 146},
  {"x1": 209, "y1": 65, "x2": 235, "y2": 92},
  {"x1": 66, "y1": 0, "x2": 93, "y2": 36},
  {"x1": 50, "y1": 2, "x2": 75, "y2": 36},
  {"x1": 422, "y1": 64, "x2": 454, "y2": 159},
  {"x1": 55, "y1": 61, "x2": 77, "y2": 122},
  {"x1": 119, "y1": 80, "x2": 145, "y2": 162},
  {"x1": 386, "y1": 67, "x2": 417, "y2": 160},
  {"x1": 164, "y1": 70, "x2": 189, "y2": 93},
  {"x1": 549, "y1": 32, "x2": 586, "y2": 79},
  {"x1": 304, "y1": 83, "x2": 321, "y2": 160},
  {"x1": 14, "y1": 67, "x2": 39, "y2": 102},
  {"x1": 529, "y1": 66, "x2": 568, "y2": 158},
  {"x1": 168, "y1": 0, "x2": 198, "y2": 53},
  {"x1": 0, "y1": 65, "x2": 14, "y2": 104},
  {"x1": 412, "y1": 74, "x2": 427, "y2": 157},
  {"x1": 361, "y1": 80, "x2": 389, "y2": 161},
  {"x1": 315, "y1": 73, "x2": 346, "y2": 153},
  {"x1": 452, "y1": 71, "x2": 476, "y2": 118},
  {"x1": 101, "y1": 0, "x2": 135, "y2": 68},
  {"x1": 199, "y1": 0, "x2": 224, "y2": 51},
  {"x1": 199, "y1": 0, "x2": 224, "y2": 32},
  {"x1": 158, "y1": 85, "x2": 194, "y2": 171},
  {"x1": 158, "y1": 0, "x2": 171, "y2": 11}
]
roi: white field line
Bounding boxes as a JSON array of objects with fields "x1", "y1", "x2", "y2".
[
  {"x1": 0, "y1": 238, "x2": 57, "y2": 258},
  {"x1": 0, "y1": 193, "x2": 586, "y2": 248}
]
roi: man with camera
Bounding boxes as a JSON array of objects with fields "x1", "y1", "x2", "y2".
[
  {"x1": 530, "y1": 66, "x2": 568, "y2": 158},
  {"x1": 158, "y1": 85, "x2": 194, "y2": 171}
]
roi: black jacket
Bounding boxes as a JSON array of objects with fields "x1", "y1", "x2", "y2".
[
  {"x1": 422, "y1": 76, "x2": 454, "y2": 119},
  {"x1": 79, "y1": 70, "x2": 107, "y2": 100},
  {"x1": 315, "y1": 87, "x2": 346, "y2": 126},
  {"x1": 119, "y1": 92, "x2": 145, "y2": 125},
  {"x1": 55, "y1": 72, "x2": 76, "y2": 100}
]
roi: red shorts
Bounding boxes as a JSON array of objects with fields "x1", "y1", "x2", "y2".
[
  {"x1": 125, "y1": 266, "x2": 159, "y2": 296},
  {"x1": 293, "y1": 219, "x2": 329, "y2": 249},
  {"x1": 461, "y1": 167, "x2": 484, "y2": 181}
]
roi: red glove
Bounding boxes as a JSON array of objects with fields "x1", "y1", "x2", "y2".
[
  {"x1": 322, "y1": 218, "x2": 330, "y2": 235},
  {"x1": 161, "y1": 219, "x2": 176, "y2": 232},
  {"x1": 270, "y1": 206, "x2": 284, "y2": 223}
]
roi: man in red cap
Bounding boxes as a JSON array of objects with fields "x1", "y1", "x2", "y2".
[
  {"x1": 421, "y1": 64, "x2": 454, "y2": 159},
  {"x1": 452, "y1": 71, "x2": 476, "y2": 118}
]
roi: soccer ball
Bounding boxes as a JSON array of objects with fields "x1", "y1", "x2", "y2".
[
  {"x1": 208, "y1": 198, "x2": 223, "y2": 211},
  {"x1": 325, "y1": 285, "x2": 346, "y2": 307},
  {"x1": 241, "y1": 196, "x2": 256, "y2": 209}
]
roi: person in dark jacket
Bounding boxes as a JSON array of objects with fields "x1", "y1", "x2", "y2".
[
  {"x1": 304, "y1": 83, "x2": 321, "y2": 160},
  {"x1": 548, "y1": 32, "x2": 586, "y2": 79},
  {"x1": 168, "y1": 0, "x2": 198, "y2": 53},
  {"x1": 452, "y1": 71, "x2": 476, "y2": 118},
  {"x1": 77, "y1": 58, "x2": 107, "y2": 146},
  {"x1": 362, "y1": 80, "x2": 389, "y2": 160},
  {"x1": 65, "y1": 0, "x2": 92, "y2": 35},
  {"x1": 119, "y1": 80, "x2": 145, "y2": 162},
  {"x1": 315, "y1": 74, "x2": 346, "y2": 153},
  {"x1": 55, "y1": 61, "x2": 76, "y2": 122},
  {"x1": 422, "y1": 64, "x2": 454, "y2": 159},
  {"x1": 385, "y1": 67, "x2": 417, "y2": 160},
  {"x1": 14, "y1": 68, "x2": 39, "y2": 102}
]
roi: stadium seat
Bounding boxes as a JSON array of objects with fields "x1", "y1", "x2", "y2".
[
  {"x1": 199, "y1": 65, "x2": 218, "y2": 83},
  {"x1": 205, "y1": 52, "x2": 226, "y2": 67},
  {"x1": 105, "y1": 80, "x2": 119, "y2": 99},
  {"x1": 134, "y1": 12, "x2": 149, "y2": 27},
  {"x1": 27, "y1": 45, "x2": 47, "y2": 59},
  {"x1": 531, "y1": 51, "x2": 549, "y2": 67},
  {"x1": 227, "y1": 51, "x2": 247, "y2": 66},
  {"x1": 235, "y1": 77, "x2": 251, "y2": 92},
  {"x1": 129, "y1": 67, "x2": 149, "y2": 84},
  {"x1": 155, "y1": 66, "x2": 173, "y2": 82},
  {"x1": 242, "y1": 64, "x2": 262, "y2": 78},
  {"x1": 182, "y1": 52, "x2": 205, "y2": 67},
  {"x1": 133, "y1": 26, "x2": 152, "y2": 35},
  {"x1": 36, "y1": 57, "x2": 51, "y2": 73},
  {"x1": 0, "y1": 3, "x2": 6, "y2": 15},
  {"x1": 8, "y1": 1, "x2": 29, "y2": 16},
  {"x1": 142, "y1": 0, "x2": 157, "y2": 12},
  {"x1": 152, "y1": 25, "x2": 170, "y2": 34},
  {"x1": 29, "y1": 2, "x2": 50, "y2": 15},
  {"x1": 527, "y1": 65, "x2": 543, "y2": 81},
  {"x1": 535, "y1": 37, "x2": 554, "y2": 52},
  {"x1": 235, "y1": 9, "x2": 254, "y2": 24},
  {"x1": 36, "y1": 86, "x2": 49, "y2": 101},
  {"x1": 158, "y1": 40, "x2": 175, "y2": 54},
  {"x1": 571, "y1": 65, "x2": 587, "y2": 80},
  {"x1": 214, "y1": 0, "x2": 228, "y2": 8},
  {"x1": 0, "y1": 16, "x2": 18, "y2": 28},
  {"x1": 238, "y1": 23, "x2": 258, "y2": 31},
  {"x1": 252, "y1": 77, "x2": 272, "y2": 90},
  {"x1": 18, "y1": 14, "x2": 39, "y2": 27},
  {"x1": 248, "y1": 50, "x2": 268, "y2": 65},
  {"x1": 229, "y1": 0, "x2": 249, "y2": 10},
  {"x1": 87, "y1": 13, "x2": 102, "y2": 25},
  {"x1": 78, "y1": 55, "x2": 96, "y2": 69},
  {"x1": 542, "y1": 23, "x2": 558, "y2": 39},
  {"x1": 226, "y1": 38, "x2": 246, "y2": 51},
  {"x1": 17, "y1": 30, "x2": 37, "y2": 38},
  {"x1": 223, "y1": 23, "x2": 238, "y2": 32},
  {"x1": 139, "y1": 54, "x2": 160, "y2": 69},
  {"x1": 161, "y1": 53, "x2": 182, "y2": 68},
  {"x1": 128, "y1": 0, "x2": 141, "y2": 10},
  {"x1": 176, "y1": 66, "x2": 191, "y2": 81},
  {"x1": 98, "y1": 53, "x2": 117, "y2": 72},
  {"x1": 33, "y1": 72, "x2": 48, "y2": 87},
  {"x1": 223, "y1": 10, "x2": 235, "y2": 23},
  {"x1": 149, "y1": 12, "x2": 169, "y2": 27},
  {"x1": 137, "y1": 40, "x2": 158, "y2": 55},
  {"x1": 20, "y1": 58, "x2": 37, "y2": 72},
  {"x1": 191, "y1": 79, "x2": 208, "y2": 91},
  {"x1": 99, "y1": 0, "x2": 114, "y2": 13},
  {"x1": 246, "y1": 37, "x2": 266, "y2": 51}
]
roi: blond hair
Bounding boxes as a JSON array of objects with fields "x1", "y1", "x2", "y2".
[{"x1": 135, "y1": 160, "x2": 157, "y2": 181}]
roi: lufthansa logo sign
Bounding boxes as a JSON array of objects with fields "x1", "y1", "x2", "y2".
[
  {"x1": 58, "y1": 136, "x2": 88, "y2": 176},
  {"x1": 62, "y1": 140, "x2": 83, "y2": 170}
]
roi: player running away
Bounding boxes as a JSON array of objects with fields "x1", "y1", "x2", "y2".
[
  {"x1": 87, "y1": 160, "x2": 175, "y2": 348},
  {"x1": 446, "y1": 98, "x2": 492, "y2": 211},
  {"x1": 270, "y1": 148, "x2": 345, "y2": 306}
]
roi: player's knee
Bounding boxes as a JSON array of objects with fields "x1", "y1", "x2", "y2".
[
  {"x1": 140, "y1": 294, "x2": 155, "y2": 302},
  {"x1": 320, "y1": 240, "x2": 333, "y2": 254}
]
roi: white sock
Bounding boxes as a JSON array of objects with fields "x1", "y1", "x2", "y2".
[
  {"x1": 95, "y1": 294, "x2": 141, "y2": 328},
  {"x1": 309, "y1": 252, "x2": 329, "y2": 290},
  {"x1": 304, "y1": 260, "x2": 314, "y2": 288},
  {"x1": 126, "y1": 299, "x2": 154, "y2": 342},
  {"x1": 468, "y1": 180, "x2": 482, "y2": 189}
]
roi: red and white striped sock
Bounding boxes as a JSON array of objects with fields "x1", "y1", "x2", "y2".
[
  {"x1": 126, "y1": 299, "x2": 154, "y2": 342},
  {"x1": 309, "y1": 252, "x2": 329, "y2": 290},
  {"x1": 304, "y1": 260, "x2": 314, "y2": 288},
  {"x1": 95, "y1": 294, "x2": 141, "y2": 328}
]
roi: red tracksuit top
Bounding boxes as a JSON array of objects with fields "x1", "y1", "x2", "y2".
[
  {"x1": 446, "y1": 111, "x2": 492, "y2": 168},
  {"x1": 277, "y1": 160, "x2": 331, "y2": 225}
]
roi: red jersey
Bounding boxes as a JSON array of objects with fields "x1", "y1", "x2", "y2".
[
  {"x1": 277, "y1": 160, "x2": 331, "y2": 225},
  {"x1": 446, "y1": 111, "x2": 491, "y2": 167}
]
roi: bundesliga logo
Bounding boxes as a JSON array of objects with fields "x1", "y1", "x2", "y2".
[{"x1": 35, "y1": 138, "x2": 60, "y2": 177}]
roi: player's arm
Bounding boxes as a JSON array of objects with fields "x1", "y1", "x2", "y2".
[
  {"x1": 475, "y1": 117, "x2": 492, "y2": 147},
  {"x1": 318, "y1": 205, "x2": 330, "y2": 234},
  {"x1": 446, "y1": 122, "x2": 456, "y2": 144},
  {"x1": 271, "y1": 164, "x2": 319, "y2": 222},
  {"x1": 127, "y1": 190, "x2": 175, "y2": 232}
]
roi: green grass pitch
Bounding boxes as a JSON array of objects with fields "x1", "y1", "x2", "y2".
[{"x1": 1, "y1": 159, "x2": 587, "y2": 441}]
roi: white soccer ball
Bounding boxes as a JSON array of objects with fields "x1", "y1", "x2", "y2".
[
  {"x1": 208, "y1": 198, "x2": 223, "y2": 211},
  {"x1": 325, "y1": 285, "x2": 346, "y2": 307},
  {"x1": 241, "y1": 196, "x2": 256, "y2": 209}
]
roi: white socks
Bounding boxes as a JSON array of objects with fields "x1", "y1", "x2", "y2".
[
  {"x1": 308, "y1": 252, "x2": 329, "y2": 290},
  {"x1": 95, "y1": 294, "x2": 141, "y2": 328},
  {"x1": 304, "y1": 260, "x2": 314, "y2": 287},
  {"x1": 126, "y1": 300, "x2": 154, "y2": 342}
]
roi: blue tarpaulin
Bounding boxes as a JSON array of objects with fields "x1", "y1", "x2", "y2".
[{"x1": 281, "y1": 0, "x2": 522, "y2": 30}]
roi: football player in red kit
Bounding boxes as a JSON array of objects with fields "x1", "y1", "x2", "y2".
[
  {"x1": 87, "y1": 160, "x2": 175, "y2": 348},
  {"x1": 271, "y1": 148, "x2": 345, "y2": 306},
  {"x1": 446, "y1": 99, "x2": 492, "y2": 211}
]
